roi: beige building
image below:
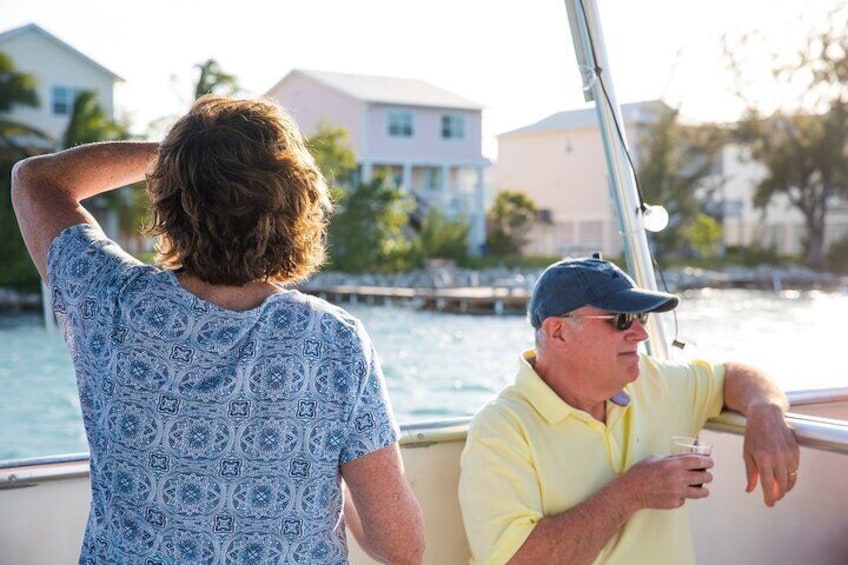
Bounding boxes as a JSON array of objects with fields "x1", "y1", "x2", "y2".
[
  {"x1": 711, "y1": 144, "x2": 848, "y2": 257},
  {"x1": 497, "y1": 100, "x2": 848, "y2": 260},
  {"x1": 495, "y1": 100, "x2": 669, "y2": 258}
]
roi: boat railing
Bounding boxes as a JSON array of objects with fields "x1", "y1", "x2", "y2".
[
  {"x1": 785, "y1": 386, "x2": 848, "y2": 406},
  {"x1": 397, "y1": 386, "x2": 848, "y2": 448},
  {"x1": 0, "y1": 452, "x2": 90, "y2": 489},
  {"x1": 2, "y1": 387, "x2": 848, "y2": 564},
  {"x1": 4, "y1": 386, "x2": 848, "y2": 484}
]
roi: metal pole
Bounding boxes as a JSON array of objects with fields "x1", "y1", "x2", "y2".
[
  {"x1": 41, "y1": 280, "x2": 56, "y2": 332},
  {"x1": 564, "y1": 0, "x2": 668, "y2": 358}
]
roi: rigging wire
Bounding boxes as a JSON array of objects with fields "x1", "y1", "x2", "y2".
[{"x1": 574, "y1": 0, "x2": 684, "y2": 347}]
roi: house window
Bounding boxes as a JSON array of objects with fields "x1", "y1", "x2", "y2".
[
  {"x1": 51, "y1": 86, "x2": 79, "y2": 116},
  {"x1": 388, "y1": 111, "x2": 414, "y2": 137},
  {"x1": 536, "y1": 209, "x2": 553, "y2": 223},
  {"x1": 441, "y1": 114, "x2": 465, "y2": 139}
]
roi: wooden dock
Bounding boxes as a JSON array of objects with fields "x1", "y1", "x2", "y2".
[{"x1": 305, "y1": 285, "x2": 530, "y2": 315}]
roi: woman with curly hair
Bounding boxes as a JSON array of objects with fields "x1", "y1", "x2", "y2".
[{"x1": 12, "y1": 95, "x2": 424, "y2": 564}]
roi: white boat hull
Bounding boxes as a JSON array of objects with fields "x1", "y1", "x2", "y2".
[{"x1": 2, "y1": 392, "x2": 848, "y2": 564}]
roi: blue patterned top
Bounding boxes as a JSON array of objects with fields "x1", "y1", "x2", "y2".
[{"x1": 48, "y1": 224, "x2": 399, "y2": 565}]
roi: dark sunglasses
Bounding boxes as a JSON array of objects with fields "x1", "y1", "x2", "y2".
[{"x1": 560, "y1": 311, "x2": 649, "y2": 330}]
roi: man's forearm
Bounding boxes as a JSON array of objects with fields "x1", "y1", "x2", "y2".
[
  {"x1": 723, "y1": 362, "x2": 789, "y2": 416},
  {"x1": 509, "y1": 475, "x2": 639, "y2": 565}
]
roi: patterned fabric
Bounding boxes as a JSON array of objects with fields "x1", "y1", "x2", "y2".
[{"x1": 48, "y1": 224, "x2": 399, "y2": 565}]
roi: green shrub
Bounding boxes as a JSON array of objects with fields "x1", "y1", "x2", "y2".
[
  {"x1": 723, "y1": 244, "x2": 787, "y2": 267},
  {"x1": 826, "y1": 235, "x2": 848, "y2": 274},
  {"x1": 417, "y1": 209, "x2": 469, "y2": 264}
]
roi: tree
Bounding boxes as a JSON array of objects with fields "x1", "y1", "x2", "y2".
[
  {"x1": 327, "y1": 176, "x2": 416, "y2": 273},
  {"x1": 144, "y1": 59, "x2": 241, "y2": 140},
  {"x1": 0, "y1": 52, "x2": 36, "y2": 107},
  {"x1": 62, "y1": 90, "x2": 129, "y2": 148},
  {"x1": 0, "y1": 52, "x2": 46, "y2": 146},
  {"x1": 0, "y1": 52, "x2": 49, "y2": 290},
  {"x1": 61, "y1": 90, "x2": 145, "y2": 244},
  {"x1": 735, "y1": 107, "x2": 847, "y2": 267},
  {"x1": 416, "y1": 208, "x2": 470, "y2": 263},
  {"x1": 307, "y1": 121, "x2": 357, "y2": 189},
  {"x1": 193, "y1": 59, "x2": 239, "y2": 99},
  {"x1": 724, "y1": 3, "x2": 848, "y2": 268},
  {"x1": 683, "y1": 213, "x2": 724, "y2": 260},
  {"x1": 636, "y1": 107, "x2": 725, "y2": 258},
  {"x1": 485, "y1": 190, "x2": 537, "y2": 257},
  {"x1": 0, "y1": 51, "x2": 49, "y2": 153}
]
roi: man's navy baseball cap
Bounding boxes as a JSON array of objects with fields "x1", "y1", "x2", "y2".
[{"x1": 528, "y1": 256, "x2": 679, "y2": 328}]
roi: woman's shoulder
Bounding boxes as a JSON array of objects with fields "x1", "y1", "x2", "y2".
[{"x1": 281, "y1": 289, "x2": 362, "y2": 326}]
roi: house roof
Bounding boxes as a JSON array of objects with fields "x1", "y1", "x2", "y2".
[
  {"x1": 281, "y1": 69, "x2": 483, "y2": 111},
  {"x1": 0, "y1": 23, "x2": 123, "y2": 82},
  {"x1": 499, "y1": 100, "x2": 671, "y2": 137}
]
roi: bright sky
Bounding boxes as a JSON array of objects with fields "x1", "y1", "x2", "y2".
[{"x1": 0, "y1": 0, "x2": 839, "y2": 159}]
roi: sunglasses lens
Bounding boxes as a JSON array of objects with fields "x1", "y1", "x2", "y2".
[
  {"x1": 614, "y1": 313, "x2": 633, "y2": 330},
  {"x1": 613, "y1": 312, "x2": 649, "y2": 330}
]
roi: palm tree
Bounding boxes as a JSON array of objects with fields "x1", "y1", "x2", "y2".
[
  {"x1": 61, "y1": 90, "x2": 128, "y2": 148},
  {"x1": 193, "y1": 59, "x2": 239, "y2": 99},
  {"x1": 0, "y1": 52, "x2": 49, "y2": 289},
  {"x1": 61, "y1": 90, "x2": 143, "y2": 242},
  {"x1": 0, "y1": 51, "x2": 49, "y2": 154},
  {"x1": 0, "y1": 52, "x2": 37, "y2": 108}
]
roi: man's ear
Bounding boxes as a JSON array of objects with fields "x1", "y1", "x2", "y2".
[{"x1": 540, "y1": 317, "x2": 569, "y2": 349}]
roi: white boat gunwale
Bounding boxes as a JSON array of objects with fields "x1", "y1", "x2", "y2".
[{"x1": 4, "y1": 386, "x2": 848, "y2": 488}]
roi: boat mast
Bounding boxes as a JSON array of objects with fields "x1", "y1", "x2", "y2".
[{"x1": 564, "y1": 0, "x2": 669, "y2": 358}]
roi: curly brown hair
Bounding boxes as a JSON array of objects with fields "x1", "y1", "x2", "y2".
[{"x1": 145, "y1": 95, "x2": 332, "y2": 286}]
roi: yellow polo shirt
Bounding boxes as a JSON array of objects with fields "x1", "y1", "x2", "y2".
[{"x1": 459, "y1": 350, "x2": 725, "y2": 565}]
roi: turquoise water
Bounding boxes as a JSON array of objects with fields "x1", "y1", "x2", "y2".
[
  {"x1": 2, "y1": 288, "x2": 847, "y2": 461},
  {"x1": 0, "y1": 314, "x2": 87, "y2": 460}
]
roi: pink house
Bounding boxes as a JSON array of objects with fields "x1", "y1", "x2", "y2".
[{"x1": 265, "y1": 69, "x2": 490, "y2": 253}]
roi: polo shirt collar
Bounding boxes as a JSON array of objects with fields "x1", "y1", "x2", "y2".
[
  {"x1": 516, "y1": 350, "x2": 580, "y2": 424},
  {"x1": 516, "y1": 350, "x2": 633, "y2": 425}
]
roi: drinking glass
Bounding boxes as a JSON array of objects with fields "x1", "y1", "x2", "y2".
[
  {"x1": 670, "y1": 436, "x2": 712, "y2": 457},
  {"x1": 671, "y1": 436, "x2": 712, "y2": 487}
]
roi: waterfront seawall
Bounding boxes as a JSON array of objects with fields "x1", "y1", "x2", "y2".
[{"x1": 3, "y1": 265, "x2": 845, "y2": 313}]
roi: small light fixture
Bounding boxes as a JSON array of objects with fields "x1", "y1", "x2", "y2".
[{"x1": 640, "y1": 204, "x2": 669, "y2": 232}]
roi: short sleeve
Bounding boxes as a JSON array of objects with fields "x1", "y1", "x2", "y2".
[
  {"x1": 647, "y1": 356, "x2": 726, "y2": 433},
  {"x1": 47, "y1": 223, "x2": 142, "y2": 314},
  {"x1": 339, "y1": 322, "x2": 400, "y2": 464},
  {"x1": 459, "y1": 405, "x2": 541, "y2": 565},
  {"x1": 690, "y1": 359, "x2": 726, "y2": 423}
]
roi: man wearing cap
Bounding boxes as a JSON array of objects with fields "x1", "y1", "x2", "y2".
[{"x1": 458, "y1": 256, "x2": 799, "y2": 565}]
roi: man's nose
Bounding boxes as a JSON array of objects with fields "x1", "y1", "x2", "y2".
[{"x1": 628, "y1": 318, "x2": 650, "y2": 341}]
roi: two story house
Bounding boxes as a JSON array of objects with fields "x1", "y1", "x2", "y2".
[
  {"x1": 0, "y1": 23, "x2": 122, "y2": 147},
  {"x1": 1, "y1": 23, "x2": 124, "y2": 242},
  {"x1": 265, "y1": 69, "x2": 490, "y2": 254}
]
